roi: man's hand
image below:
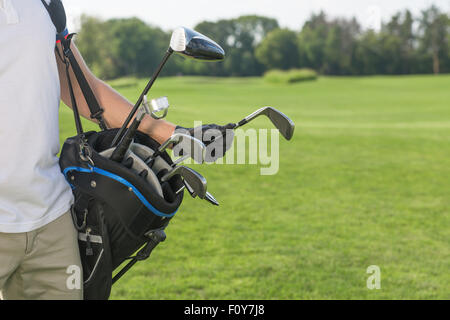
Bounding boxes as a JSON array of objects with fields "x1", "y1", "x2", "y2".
[{"x1": 175, "y1": 124, "x2": 235, "y2": 162}]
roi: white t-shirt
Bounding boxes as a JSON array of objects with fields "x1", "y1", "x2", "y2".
[{"x1": 0, "y1": 0, "x2": 74, "y2": 233}]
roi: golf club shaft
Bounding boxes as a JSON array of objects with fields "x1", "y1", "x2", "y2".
[
  {"x1": 232, "y1": 108, "x2": 267, "y2": 129},
  {"x1": 109, "y1": 117, "x2": 140, "y2": 163},
  {"x1": 145, "y1": 133, "x2": 196, "y2": 165},
  {"x1": 110, "y1": 104, "x2": 150, "y2": 163},
  {"x1": 145, "y1": 141, "x2": 170, "y2": 165},
  {"x1": 176, "y1": 180, "x2": 195, "y2": 196},
  {"x1": 233, "y1": 109, "x2": 262, "y2": 130},
  {"x1": 232, "y1": 118, "x2": 249, "y2": 130},
  {"x1": 231, "y1": 107, "x2": 295, "y2": 140},
  {"x1": 171, "y1": 154, "x2": 190, "y2": 167},
  {"x1": 111, "y1": 48, "x2": 174, "y2": 148}
]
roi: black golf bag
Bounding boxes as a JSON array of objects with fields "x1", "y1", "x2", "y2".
[
  {"x1": 42, "y1": 0, "x2": 184, "y2": 299},
  {"x1": 61, "y1": 130, "x2": 184, "y2": 299}
]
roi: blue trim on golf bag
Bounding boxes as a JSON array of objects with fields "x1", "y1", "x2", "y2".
[{"x1": 63, "y1": 166, "x2": 179, "y2": 218}]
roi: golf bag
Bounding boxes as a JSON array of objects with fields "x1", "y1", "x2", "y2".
[{"x1": 43, "y1": 0, "x2": 184, "y2": 299}]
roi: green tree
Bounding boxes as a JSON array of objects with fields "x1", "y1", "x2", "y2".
[
  {"x1": 75, "y1": 9, "x2": 449, "y2": 78},
  {"x1": 76, "y1": 16, "x2": 169, "y2": 79},
  {"x1": 75, "y1": 15, "x2": 115, "y2": 78},
  {"x1": 255, "y1": 29, "x2": 300, "y2": 70},
  {"x1": 323, "y1": 18, "x2": 360, "y2": 75},
  {"x1": 297, "y1": 12, "x2": 329, "y2": 71},
  {"x1": 417, "y1": 6, "x2": 449, "y2": 74},
  {"x1": 193, "y1": 16, "x2": 279, "y2": 76},
  {"x1": 382, "y1": 10, "x2": 417, "y2": 74},
  {"x1": 354, "y1": 31, "x2": 384, "y2": 75},
  {"x1": 105, "y1": 18, "x2": 167, "y2": 78}
]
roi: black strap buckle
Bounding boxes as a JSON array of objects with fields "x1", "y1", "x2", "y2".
[{"x1": 61, "y1": 33, "x2": 76, "y2": 57}]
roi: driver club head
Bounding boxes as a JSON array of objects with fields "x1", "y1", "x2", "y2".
[{"x1": 170, "y1": 27, "x2": 225, "y2": 61}]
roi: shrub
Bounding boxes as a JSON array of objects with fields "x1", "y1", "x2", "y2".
[{"x1": 264, "y1": 68, "x2": 318, "y2": 84}]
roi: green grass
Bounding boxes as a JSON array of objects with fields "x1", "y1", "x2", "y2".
[{"x1": 59, "y1": 74, "x2": 450, "y2": 300}]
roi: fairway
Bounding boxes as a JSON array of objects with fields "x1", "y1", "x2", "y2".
[{"x1": 59, "y1": 74, "x2": 450, "y2": 299}]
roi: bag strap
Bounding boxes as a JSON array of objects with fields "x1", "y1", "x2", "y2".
[
  {"x1": 40, "y1": 0, "x2": 66, "y2": 34},
  {"x1": 41, "y1": 0, "x2": 107, "y2": 132},
  {"x1": 60, "y1": 36, "x2": 108, "y2": 131},
  {"x1": 59, "y1": 35, "x2": 84, "y2": 135}
]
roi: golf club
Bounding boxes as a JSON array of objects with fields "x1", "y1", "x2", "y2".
[
  {"x1": 110, "y1": 102, "x2": 151, "y2": 163},
  {"x1": 176, "y1": 180, "x2": 219, "y2": 206},
  {"x1": 170, "y1": 27, "x2": 225, "y2": 61},
  {"x1": 161, "y1": 165, "x2": 207, "y2": 199},
  {"x1": 171, "y1": 154, "x2": 190, "y2": 167},
  {"x1": 176, "y1": 179, "x2": 219, "y2": 206},
  {"x1": 145, "y1": 133, "x2": 206, "y2": 166},
  {"x1": 232, "y1": 106, "x2": 295, "y2": 141},
  {"x1": 111, "y1": 27, "x2": 225, "y2": 148}
]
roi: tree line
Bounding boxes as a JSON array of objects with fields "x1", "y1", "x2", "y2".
[{"x1": 75, "y1": 5, "x2": 449, "y2": 79}]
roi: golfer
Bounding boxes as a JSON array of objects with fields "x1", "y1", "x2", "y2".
[{"x1": 0, "y1": 1, "x2": 231, "y2": 300}]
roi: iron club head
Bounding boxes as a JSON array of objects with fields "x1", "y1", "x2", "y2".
[
  {"x1": 235, "y1": 107, "x2": 295, "y2": 141},
  {"x1": 161, "y1": 165, "x2": 207, "y2": 199}
]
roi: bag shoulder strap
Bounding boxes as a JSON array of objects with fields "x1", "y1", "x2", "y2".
[
  {"x1": 41, "y1": 0, "x2": 107, "y2": 132},
  {"x1": 40, "y1": 0, "x2": 66, "y2": 35}
]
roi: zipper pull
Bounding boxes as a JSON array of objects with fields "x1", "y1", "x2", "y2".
[{"x1": 85, "y1": 227, "x2": 93, "y2": 256}]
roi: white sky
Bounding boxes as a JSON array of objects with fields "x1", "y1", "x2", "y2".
[{"x1": 63, "y1": 0, "x2": 450, "y2": 32}]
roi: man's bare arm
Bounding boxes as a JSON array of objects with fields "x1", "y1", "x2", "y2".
[{"x1": 56, "y1": 41, "x2": 175, "y2": 144}]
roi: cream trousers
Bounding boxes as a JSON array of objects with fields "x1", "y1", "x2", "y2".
[{"x1": 0, "y1": 211, "x2": 82, "y2": 300}]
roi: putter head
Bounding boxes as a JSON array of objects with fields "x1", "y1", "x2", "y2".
[
  {"x1": 143, "y1": 95, "x2": 169, "y2": 120},
  {"x1": 246, "y1": 107, "x2": 295, "y2": 140},
  {"x1": 170, "y1": 27, "x2": 225, "y2": 61},
  {"x1": 162, "y1": 166, "x2": 207, "y2": 199}
]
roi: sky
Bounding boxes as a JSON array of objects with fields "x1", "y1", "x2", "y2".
[{"x1": 63, "y1": 0, "x2": 450, "y2": 32}]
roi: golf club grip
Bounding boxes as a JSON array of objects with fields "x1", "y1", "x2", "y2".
[{"x1": 110, "y1": 119, "x2": 140, "y2": 163}]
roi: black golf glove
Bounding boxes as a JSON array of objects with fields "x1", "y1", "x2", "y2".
[{"x1": 175, "y1": 123, "x2": 235, "y2": 162}]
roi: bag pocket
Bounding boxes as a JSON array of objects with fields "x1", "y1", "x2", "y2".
[{"x1": 72, "y1": 197, "x2": 113, "y2": 300}]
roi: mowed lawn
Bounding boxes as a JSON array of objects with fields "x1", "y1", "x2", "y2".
[{"x1": 59, "y1": 74, "x2": 450, "y2": 299}]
